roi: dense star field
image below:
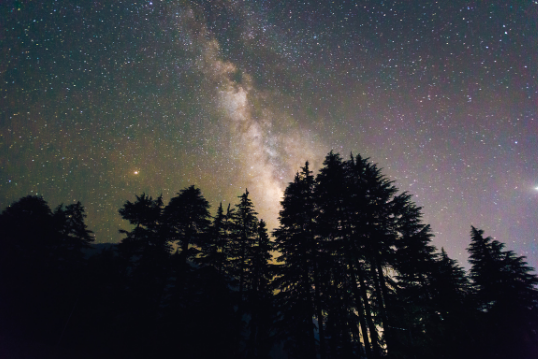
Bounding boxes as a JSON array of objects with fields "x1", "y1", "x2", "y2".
[{"x1": 1, "y1": 0, "x2": 537, "y2": 266}]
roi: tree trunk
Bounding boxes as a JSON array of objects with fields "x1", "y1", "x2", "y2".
[
  {"x1": 356, "y1": 261, "x2": 380, "y2": 359},
  {"x1": 351, "y1": 260, "x2": 375, "y2": 359},
  {"x1": 374, "y1": 254, "x2": 392, "y2": 354},
  {"x1": 313, "y1": 258, "x2": 327, "y2": 359}
]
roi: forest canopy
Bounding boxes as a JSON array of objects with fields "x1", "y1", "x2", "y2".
[{"x1": 0, "y1": 152, "x2": 537, "y2": 359}]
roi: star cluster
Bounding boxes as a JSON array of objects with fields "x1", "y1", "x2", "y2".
[{"x1": 1, "y1": 0, "x2": 537, "y2": 266}]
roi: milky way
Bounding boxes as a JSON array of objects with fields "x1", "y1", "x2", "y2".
[{"x1": 1, "y1": 0, "x2": 537, "y2": 267}]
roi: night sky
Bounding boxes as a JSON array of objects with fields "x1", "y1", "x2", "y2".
[{"x1": 1, "y1": 0, "x2": 537, "y2": 267}]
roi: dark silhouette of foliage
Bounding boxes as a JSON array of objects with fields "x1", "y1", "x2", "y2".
[
  {"x1": 273, "y1": 162, "x2": 326, "y2": 359},
  {"x1": 229, "y1": 189, "x2": 259, "y2": 308},
  {"x1": 118, "y1": 193, "x2": 168, "y2": 268},
  {"x1": 467, "y1": 226, "x2": 538, "y2": 359},
  {"x1": 246, "y1": 219, "x2": 275, "y2": 359},
  {"x1": 1, "y1": 160, "x2": 537, "y2": 359},
  {"x1": 0, "y1": 196, "x2": 94, "y2": 358},
  {"x1": 199, "y1": 202, "x2": 232, "y2": 276},
  {"x1": 163, "y1": 185, "x2": 210, "y2": 294}
]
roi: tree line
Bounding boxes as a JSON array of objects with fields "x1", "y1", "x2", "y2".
[{"x1": 0, "y1": 151, "x2": 537, "y2": 359}]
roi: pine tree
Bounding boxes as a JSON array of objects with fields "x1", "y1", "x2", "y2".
[
  {"x1": 199, "y1": 202, "x2": 230, "y2": 275},
  {"x1": 315, "y1": 152, "x2": 363, "y2": 358},
  {"x1": 426, "y1": 248, "x2": 474, "y2": 359},
  {"x1": 468, "y1": 227, "x2": 538, "y2": 358},
  {"x1": 229, "y1": 189, "x2": 259, "y2": 310},
  {"x1": 162, "y1": 185, "x2": 210, "y2": 293},
  {"x1": 273, "y1": 152, "x2": 442, "y2": 359},
  {"x1": 52, "y1": 201, "x2": 94, "y2": 271},
  {"x1": 228, "y1": 189, "x2": 274, "y2": 357},
  {"x1": 344, "y1": 154, "x2": 398, "y2": 359},
  {"x1": 273, "y1": 163, "x2": 324, "y2": 359},
  {"x1": 246, "y1": 219, "x2": 274, "y2": 359},
  {"x1": 117, "y1": 192, "x2": 169, "y2": 347},
  {"x1": 389, "y1": 197, "x2": 437, "y2": 357},
  {"x1": 118, "y1": 193, "x2": 167, "y2": 274},
  {"x1": 0, "y1": 196, "x2": 94, "y2": 347}
]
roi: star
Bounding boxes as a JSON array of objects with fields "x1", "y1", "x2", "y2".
[{"x1": 1, "y1": 0, "x2": 536, "y2": 269}]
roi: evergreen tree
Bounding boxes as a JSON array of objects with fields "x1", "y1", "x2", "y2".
[
  {"x1": 0, "y1": 195, "x2": 59, "y2": 258},
  {"x1": 315, "y1": 152, "x2": 363, "y2": 358},
  {"x1": 229, "y1": 189, "x2": 259, "y2": 310},
  {"x1": 389, "y1": 198, "x2": 437, "y2": 357},
  {"x1": 274, "y1": 152, "x2": 443, "y2": 359},
  {"x1": 246, "y1": 219, "x2": 274, "y2": 359},
  {"x1": 118, "y1": 193, "x2": 168, "y2": 275},
  {"x1": 162, "y1": 185, "x2": 210, "y2": 293},
  {"x1": 468, "y1": 227, "x2": 538, "y2": 358},
  {"x1": 0, "y1": 196, "x2": 94, "y2": 349},
  {"x1": 426, "y1": 248, "x2": 475, "y2": 359},
  {"x1": 273, "y1": 163, "x2": 324, "y2": 359},
  {"x1": 344, "y1": 154, "x2": 399, "y2": 359},
  {"x1": 199, "y1": 202, "x2": 231, "y2": 276},
  {"x1": 54, "y1": 201, "x2": 94, "y2": 249}
]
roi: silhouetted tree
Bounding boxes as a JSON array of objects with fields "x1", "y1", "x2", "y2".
[
  {"x1": 229, "y1": 189, "x2": 259, "y2": 311},
  {"x1": 468, "y1": 227, "x2": 538, "y2": 358},
  {"x1": 0, "y1": 195, "x2": 94, "y2": 352},
  {"x1": 199, "y1": 202, "x2": 231, "y2": 276},
  {"x1": 389, "y1": 198, "x2": 438, "y2": 358},
  {"x1": 423, "y1": 248, "x2": 475, "y2": 359},
  {"x1": 245, "y1": 219, "x2": 274, "y2": 359},
  {"x1": 162, "y1": 185, "x2": 210, "y2": 294},
  {"x1": 315, "y1": 152, "x2": 364, "y2": 359},
  {"x1": 273, "y1": 163, "x2": 326, "y2": 359},
  {"x1": 118, "y1": 193, "x2": 168, "y2": 280},
  {"x1": 275, "y1": 152, "x2": 447, "y2": 359}
]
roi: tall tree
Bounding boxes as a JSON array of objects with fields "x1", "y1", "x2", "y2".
[
  {"x1": 199, "y1": 202, "x2": 231, "y2": 276},
  {"x1": 273, "y1": 163, "x2": 325, "y2": 359},
  {"x1": 389, "y1": 197, "x2": 437, "y2": 357},
  {"x1": 229, "y1": 189, "x2": 259, "y2": 310},
  {"x1": 245, "y1": 219, "x2": 274, "y2": 359},
  {"x1": 315, "y1": 152, "x2": 364, "y2": 358},
  {"x1": 274, "y1": 152, "x2": 443, "y2": 359},
  {"x1": 117, "y1": 192, "x2": 168, "y2": 356},
  {"x1": 426, "y1": 248, "x2": 475, "y2": 359},
  {"x1": 468, "y1": 227, "x2": 538, "y2": 358},
  {"x1": 162, "y1": 185, "x2": 210, "y2": 293}
]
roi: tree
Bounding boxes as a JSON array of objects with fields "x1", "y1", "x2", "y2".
[
  {"x1": 467, "y1": 227, "x2": 538, "y2": 358},
  {"x1": 229, "y1": 189, "x2": 259, "y2": 309},
  {"x1": 246, "y1": 219, "x2": 274, "y2": 359},
  {"x1": 389, "y1": 197, "x2": 438, "y2": 357},
  {"x1": 53, "y1": 201, "x2": 94, "y2": 269},
  {"x1": 273, "y1": 163, "x2": 324, "y2": 359},
  {"x1": 199, "y1": 202, "x2": 231, "y2": 276},
  {"x1": 0, "y1": 195, "x2": 57, "y2": 259},
  {"x1": 425, "y1": 248, "x2": 475, "y2": 359},
  {"x1": 315, "y1": 152, "x2": 363, "y2": 359},
  {"x1": 0, "y1": 195, "x2": 94, "y2": 348},
  {"x1": 162, "y1": 185, "x2": 210, "y2": 293},
  {"x1": 118, "y1": 193, "x2": 167, "y2": 275},
  {"x1": 274, "y1": 152, "x2": 443, "y2": 359}
]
